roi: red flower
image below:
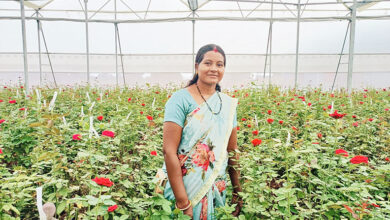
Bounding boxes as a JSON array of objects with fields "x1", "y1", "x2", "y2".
[
  {"x1": 0, "y1": 99, "x2": 3, "y2": 103},
  {"x1": 385, "y1": 157, "x2": 389, "y2": 161},
  {"x1": 0, "y1": 148, "x2": 2, "y2": 154},
  {"x1": 335, "y1": 149, "x2": 349, "y2": 157},
  {"x1": 308, "y1": 103, "x2": 312, "y2": 107},
  {"x1": 371, "y1": 203, "x2": 380, "y2": 208},
  {"x1": 140, "y1": 111, "x2": 143, "y2": 115},
  {"x1": 9, "y1": 100, "x2": 16, "y2": 104},
  {"x1": 141, "y1": 103, "x2": 145, "y2": 106},
  {"x1": 147, "y1": 115, "x2": 153, "y2": 121},
  {"x1": 241, "y1": 118, "x2": 246, "y2": 121},
  {"x1": 267, "y1": 110, "x2": 272, "y2": 115},
  {"x1": 102, "y1": 130, "x2": 115, "y2": 138},
  {"x1": 292, "y1": 126, "x2": 298, "y2": 131},
  {"x1": 236, "y1": 126, "x2": 240, "y2": 130},
  {"x1": 359, "y1": 101, "x2": 364, "y2": 105},
  {"x1": 329, "y1": 110, "x2": 346, "y2": 119},
  {"x1": 352, "y1": 122, "x2": 359, "y2": 127},
  {"x1": 127, "y1": 97, "x2": 132, "y2": 102},
  {"x1": 72, "y1": 134, "x2": 81, "y2": 140},
  {"x1": 327, "y1": 105, "x2": 332, "y2": 109},
  {"x1": 155, "y1": 91, "x2": 160, "y2": 94},
  {"x1": 279, "y1": 120, "x2": 283, "y2": 124},
  {"x1": 150, "y1": 151, "x2": 157, "y2": 156},
  {"x1": 322, "y1": 107, "x2": 326, "y2": 111},
  {"x1": 0, "y1": 119, "x2": 5, "y2": 124},
  {"x1": 267, "y1": 118, "x2": 274, "y2": 124},
  {"x1": 97, "y1": 115, "x2": 103, "y2": 121},
  {"x1": 92, "y1": 177, "x2": 114, "y2": 187},
  {"x1": 19, "y1": 107, "x2": 25, "y2": 111},
  {"x1": 317, "y1": 133, "x2": 323, "y2": 139},
  {"x1": 368, "y1": 118, "x2": 373, "y2": 122},
  {"x1": 252, "y1": 130, "x2": 259, "y2": 135},
  {"x1": 350, "y1": 155, "x2": 368, "y2": 164},
  {"x1": 251, "y1": 139, "x2": 262, "y2": 146},
  {"x1": 365, "y1": 179, "x2": 372, "y2": 183},
  {"x1": 385, "y1": 108, "x2": 389, "y2": 111},
  {"x1": 107, "y1": 204, "x2": 118, "y2": 212},
  {"x1": 312, "y1": 142, "x2": 319, "y2": 144},
  {"x1": 352, "y1": 115, "x2": 357, "y2": 118}
]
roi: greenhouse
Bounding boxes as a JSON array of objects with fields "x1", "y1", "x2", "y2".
[{"x1": 0, "y1": 0, "x2": 389, "y2": 219}]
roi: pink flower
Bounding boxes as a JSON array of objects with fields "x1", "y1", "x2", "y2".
[
  {"x1": 72, "y1": 134, "x2": 81, "y2": 140},
  {"x1": 191, "y1": 143, "x2": 214, "y2": 171},
  {"x1": 385, "y1": 108, "x2": 389, "y2": 111},
  {"x1": 215, "y1": 180, "x2": 226, "y2": 193},
  {"x1": 97, "y1": 115, "x2": 103, "y2": 121},
  {"x1": 0, "y1": 119, "x2": 5, "y2": 124},
  {"x1": 350, "y1": 155, "x2": 368, "y2": 164},
  {"x1": 19, "y1": 107, "x2": 25, "y2": 111},
  {"x1": 0, "y1": 99, "x2": 3, "y2": 103},
  {"x1": 102, "y1": 130, "x2": 115, "y2": 138},
  {"x1": 352, "y1": 122, "x2": 359, "y2": 127},
  {"x1": 9, "y1": 100, "x2": 16, "y2": 104},
  {"x1": 108, "y1": 204, "x2": 118, "y2": 212}
]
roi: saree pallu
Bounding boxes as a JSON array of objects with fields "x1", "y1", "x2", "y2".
[{"x1": 162, "y1": 92, "x2": 238, "y2": 220}]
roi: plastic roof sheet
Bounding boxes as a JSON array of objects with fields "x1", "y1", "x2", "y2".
[{"x1": 1, "y1": 0, "x2": 390, "y2": 22}]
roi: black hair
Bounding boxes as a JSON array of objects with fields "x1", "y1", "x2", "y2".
[{"x1": 186, "y1": 44, "x2": 226, "y2": 92}]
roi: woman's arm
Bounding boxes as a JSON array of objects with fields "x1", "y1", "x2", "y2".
[
  {"x1": 227, "y1": 128, "x2": 242, "y2": 193},
  {"x1": 227, "y1": 128, "x2": 243, "y2": 216},
  {"x1": 162, "y1": 122, "x2": 192, "y2": 210}
]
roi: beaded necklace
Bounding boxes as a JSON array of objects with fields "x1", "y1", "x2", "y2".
[{"x1": 196, "y1": 83, "x2": 222, "y2": 115}]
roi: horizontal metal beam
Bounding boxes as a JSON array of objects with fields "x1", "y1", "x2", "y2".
[
  {"x1": 2, "y1": 52, "x2": 389, "y2": 56},
  {"x1": 1, "y1": 15, "x2": 390, "y2": 23},
  {"x1": 213, "y1": 0, "x2": 390, "y2": 6}
]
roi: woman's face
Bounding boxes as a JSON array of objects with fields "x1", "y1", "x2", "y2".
[{"x1": 195, "y1": 51, "x2": 225, "y2": 86}]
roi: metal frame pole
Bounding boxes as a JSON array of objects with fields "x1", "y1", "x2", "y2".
[
  {"x1": 84, "y1": 0, "x2": 90, "y2": 85},
  {"x1": 294, "y1": 0, "x2": 301, "y2": 89},
  {"x1": 115, "y1": 0, "x2": 118, "y2": 86},
  {"x1": 20, "y1": 0, "x2": 29, "y2": 94},
  {"x1": 268, "y1": 0, "x2": 273, "y2": 87},
  {"x1": 263, "y1": 24, "x2": 271, "y2": 81},
  {"x1": 36, "y1": 11, "x2": 43, "y2": 86},
  {"x1": 192, "y1": 11, "x2": 195, "y2": 75},
  {"x1": 347, "y1": 0, "x2": 357, "y2": 94},
  {"x1": 331, "y1": 22, "x2": 350, "y2": 93}
]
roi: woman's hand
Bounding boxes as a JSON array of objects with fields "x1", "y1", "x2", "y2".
[
  {"x1": 231, "y1": 193, "x2": 243, "y2": 217},
  {"x1": 183, "y1": 205, "x2": 193, "y2": 219}
]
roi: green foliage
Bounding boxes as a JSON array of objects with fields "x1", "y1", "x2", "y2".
[{"x1": 0, "y1": 85, "x2": 389, "y2": 219}]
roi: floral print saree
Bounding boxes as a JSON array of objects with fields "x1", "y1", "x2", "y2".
[{"x1": 162, "y1": 92, "x2": 238, "y2": 219}]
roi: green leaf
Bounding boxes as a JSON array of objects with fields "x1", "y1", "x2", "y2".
[{"x1": 56, "y1": 201, "x2": 67, "y2": 215}]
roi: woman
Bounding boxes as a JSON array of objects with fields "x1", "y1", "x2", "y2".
[{"x1": 162, "y1": 44, "x2": 243, "y2": 219}]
